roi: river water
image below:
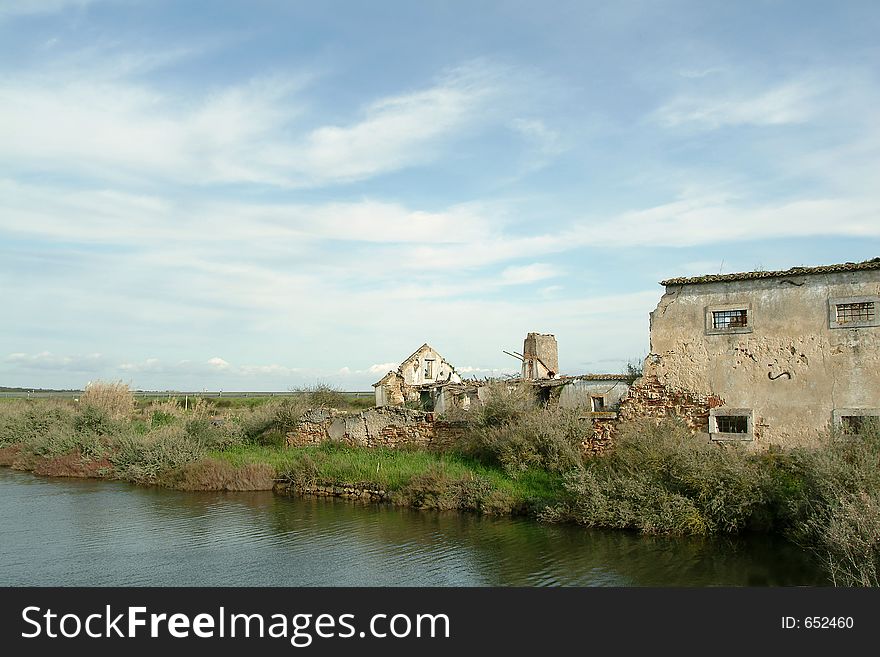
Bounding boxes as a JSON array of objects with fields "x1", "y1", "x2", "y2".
[{"x1": 0, "y1": 468, "x2": 827, "y2": 586}]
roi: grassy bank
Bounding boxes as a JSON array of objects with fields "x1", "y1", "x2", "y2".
[{"x1": 1, "y1": 381, "x2": 878, "y2": 586}]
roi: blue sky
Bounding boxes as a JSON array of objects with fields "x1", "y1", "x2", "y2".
[{"x1": 1, "y1": 0, "x2": 879, "y2": 391}]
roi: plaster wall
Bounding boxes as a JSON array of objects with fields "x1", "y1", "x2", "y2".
[{"x1": 646, "y1": 270, "x2": 880, "y2": 446}]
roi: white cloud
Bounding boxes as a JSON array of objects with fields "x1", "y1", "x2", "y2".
[
  {"x1": 5, "y1": 351, "x2": 107, "y2": 371},
  {"x1": 654, "y1": 80, "x2": 819, "y2": 129},
  {"x1": 368, "y1": 362, "x2": 399, "y2": 374},
  {"x1": 0, "y1": 55, "x2": 507, "y2": 187},
  {"x1": 499, "y1": 263, "x2": 559, "y2": 285},
  {"x1": 207, "y1": 357, "x2": 230, "y2": 370}
]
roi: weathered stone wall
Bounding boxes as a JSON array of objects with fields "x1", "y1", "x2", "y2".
[
  {"x1": 618, "y1": 374, "x2": 724, "y2": 437},
  {"x1": 287, "y1": 406, "x2": 469, "y2": 450}
]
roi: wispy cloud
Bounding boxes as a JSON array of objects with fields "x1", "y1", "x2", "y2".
[
  {"x1": 6, "y1": 351, "x2": 107, "y2": 371},
  {"x1": 499, "y1": 263, "x2": 560, "y2": 285},
  {"x1": 0, "y1": 53, "x2": 508, "y2": 187},
  {"x1": 654, "y1": 79, "x2": 820, "y2": 129}
]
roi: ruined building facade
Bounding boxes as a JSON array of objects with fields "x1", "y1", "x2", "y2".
[
  {"x1": 373, "y1": 343, "x2": 461, "y2": 407},
  {"x1": 628, "y1": 259, "x2": 880, "y2": 447}
]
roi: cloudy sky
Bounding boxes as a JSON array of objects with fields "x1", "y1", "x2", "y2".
[{"x1": 2, "y1": 0, "x2": 879, "y2": 391}]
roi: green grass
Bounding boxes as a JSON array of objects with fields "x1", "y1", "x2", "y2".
[{"x1": 210, "y1": 442, "x2": 563, "y2": 504}]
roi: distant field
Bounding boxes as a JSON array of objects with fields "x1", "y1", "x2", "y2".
[{"x1": 0, "y1": 390, "x2": 373, "y2": 400}]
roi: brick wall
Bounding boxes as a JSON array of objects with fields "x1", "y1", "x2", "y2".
[{"x1": 618, "y1": 374, "x2": 723, "y2": 433}]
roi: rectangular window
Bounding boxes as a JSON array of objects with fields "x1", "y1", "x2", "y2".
[
  {"x1": 712, "y1": 309, "x2": 748, "y2": 330},
  {"x1": 833, "y1": 409, "x2": 880, "y2": 435},
  {"x1": 829, "y1": 296, "x2": 880, "y2": 329},
  {"x1": 715, "y1": 415, "x2": 748, "y2": 433},
  {"x1": 705, "y1": 304, "x2": 753, "y2": 335},
  {"x1": 590, "y1": 396, "x2": 605, "y2": 412},
  {"x1": 709, "y1": 408, "x2": 753, "y2": 441},
  {"x1": 424, "y1": 359, "x2": 434, "y2": 378},
  {"x1": 836, "y1": 302, "x2": 875, "y2": 325}
]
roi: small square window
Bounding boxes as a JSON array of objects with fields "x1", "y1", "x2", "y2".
[{"x1": 590, "y1": 396, "x2": 605, "y2": 412}]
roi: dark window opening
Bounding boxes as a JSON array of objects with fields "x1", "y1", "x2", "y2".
[
  {"x1": 716, "y1": 415, "x2": 749, "y2": 433},
  {"x1": 424, "y1": 359, "x2": 434, "y2": 378},
  {"x1": 836, "y1": 302, "x2": 875, "y2": 325},
  {"x1": 419, "y1": 391, "x2": 434, "y2": 412},
  {"x1": 591, "y1": 396, "x2": 605, "y2": 412},
  {"x1": 841, "y1": 416, "x2": 866, "y2": 434},
  {"x1": 712, "y1": 309, "x2": 748, "y2": 330},
  {"x1": 537, "y1": 386, "x2": 551, "y2": 406}
]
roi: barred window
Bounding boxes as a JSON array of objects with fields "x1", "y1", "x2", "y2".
[
  {"x1": 836, "y1": 301, "x2": 875, "y2": 325},
  {"x1": 715, "y1": 415, "x2": 749, "y2": 433},
  {"x1": 712, "y1": 309, "x2": 748, "y2": 330}
]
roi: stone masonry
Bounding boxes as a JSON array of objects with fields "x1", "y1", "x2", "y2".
[{"x1": 287, "y1": 406, "x2": 469, "y2": 450}]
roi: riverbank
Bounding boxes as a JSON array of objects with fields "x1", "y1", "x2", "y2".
[
  {"x1": 2, "y1": 382, "x2": 879, "y2": 586},
  {"x1": 0, "y1": 441, "x2": 562, "y2": 516}
]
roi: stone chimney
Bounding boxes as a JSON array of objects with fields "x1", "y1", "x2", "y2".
[{"x1": 522, "y1": 332, "x2": 558, "y2": 380}]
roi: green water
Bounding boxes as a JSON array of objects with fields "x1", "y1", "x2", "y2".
[{"x1": 0, "y1": 468, "x2": 828, "y2": 586}]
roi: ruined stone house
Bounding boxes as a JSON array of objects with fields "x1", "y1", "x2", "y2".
[
  {"x1": 373, "y1": 343, "x2": 462, "y2": 408},
  {"x1": 627, "y1": 258, "x2": 880, "y2": 447}
]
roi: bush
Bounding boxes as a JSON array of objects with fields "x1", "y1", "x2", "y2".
[
  {"x1": 111, "y1": 426, "x2": 205, "y2": 484},
  {"x1": 162, "y1": 458, "x2": 276, "y2": 491},
  {"x1": 457, "y1": 403, "x2": 587, "y2": 477},
  {"x1": 470, "y1": 382, "x2": 537, "y2": 429},
  {"x1": 779, "y1": 421, "x2": 880, "y2": 586},
  {"x1": 0, "y1": 401, "x2": 77, "y2": 447},
  {"x1": 394, "y1": 466, "x2": 496, "y2": 512},
  {"x1": 298, "y1": 383, "x2": 349, "y2": 409},
  {"x1": 79, "y1": 381, "x2": 135, "y2": 420},
  {"x1": 541, "y1": 419, "x2": 769, "y2": 535}
]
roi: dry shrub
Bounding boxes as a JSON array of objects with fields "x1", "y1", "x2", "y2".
[
  {"x1": 165, "y1": 458, "x2": 276, "y2": 491},
  {"x1": 394, "y1": 466, "x2": 499, "y2": 512},
  {"x1": 457, "y1": 399, "x2": 587, "y2": 477},
  {"x1": 80, "y1": 381, "x2": 135, "y2": 420},
  {"x1": 0, "y1": 444, "x2": 22, "y2": 466},
  {"x1": 541, "y1": 419, "x2": 766, "y2": 535},
  {"x1": 32, "y1": 450, "x2": 113, "y2": 478},
  {"x1": 111, "y1": 425, "x2": 205, "y2": 484}
]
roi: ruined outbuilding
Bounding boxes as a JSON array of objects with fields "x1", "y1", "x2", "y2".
[
  {"x1": 623, "y1": 258, "x2": 880, "y2": 447},
  {"x1": 373, "y1": 343, "x2": 462, "y2": 408}
]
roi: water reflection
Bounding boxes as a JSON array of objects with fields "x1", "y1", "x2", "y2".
[{"x1": 0, "y1": 468, "x2": 827, "y2": 586}]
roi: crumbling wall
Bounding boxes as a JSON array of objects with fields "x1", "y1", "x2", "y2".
[
  {"x1": 618, "y1": 374, "x2": 724, "y2": 435},
  {"x1": 287, "y1": 407, "x2": 468, "y2": 450},
  {"x1": 583, "y1": 417, "x2": 616, "y2": 454},
  {"x1": 522, "y1": 332, "x2": 559, "y2": 379}
]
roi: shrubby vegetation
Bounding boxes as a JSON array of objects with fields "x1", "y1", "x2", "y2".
[{"x1": 2, "y1": 381, "x2": 879, "y2": 585}]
